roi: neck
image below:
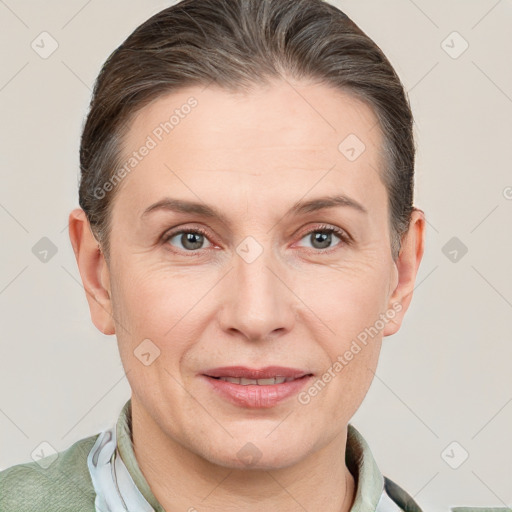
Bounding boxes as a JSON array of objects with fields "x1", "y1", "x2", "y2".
[{"x1": 130, "y1": 399, "x2": 356, "y2": 512}]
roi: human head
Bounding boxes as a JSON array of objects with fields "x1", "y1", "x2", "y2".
[{"x1": 69, "y1": 0, "x2": 425, "y2": 475}]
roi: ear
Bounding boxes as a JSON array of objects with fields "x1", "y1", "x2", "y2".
[
  {"x1": 383, "y1": 207, "x2": 426, "y2": 337},
  {"x1": 68, "y1": 208, "x2": 116, "y2": 335}
]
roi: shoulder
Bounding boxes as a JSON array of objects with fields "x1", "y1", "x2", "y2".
[
  {"x1": 450, "y1": 509, "x2": 512, "y2": 512},
  {"x1": 384, "y1": 475, "x2": 424, "y2": 511},
  {"x1": 0, "y1": 433, "x2": 100, "y2": 512},
  {"x1": 383, "y1": 478, "x2": 507, "y2": 512}
]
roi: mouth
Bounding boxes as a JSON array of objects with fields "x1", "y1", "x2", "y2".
[
  {"x1": 200, "y1": 366, "x2": 314, "y2": 408},
  {"x1": 208, "y1": 376, "x2": 302, "y2": 385}
]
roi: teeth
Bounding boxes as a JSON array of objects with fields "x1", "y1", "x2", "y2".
[
  {"x1": 257, "y1": 377, "x2": 280, "y2": 385},
  {"x1": 217, "y1": 376, "x2": 294, "y2": 385},
  {"x1": 223, "y1": 377, "x2": 242, "y2": 383}
]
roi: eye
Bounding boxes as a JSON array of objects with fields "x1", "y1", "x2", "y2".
[
  {"x1": 297, "y1": 224, "x2": 350, "y2": 252},
  {"x1": 162, "y1": 227, "x2": 214, "y2": 253}
]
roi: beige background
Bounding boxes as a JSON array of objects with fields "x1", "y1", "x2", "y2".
[{"x1": 1, "y1": 1, "x2": 511, "y2": 510}]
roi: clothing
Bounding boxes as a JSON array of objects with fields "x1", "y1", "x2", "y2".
[{"x1": 0, "y1": 399, "x2": 491, "y2": 511}]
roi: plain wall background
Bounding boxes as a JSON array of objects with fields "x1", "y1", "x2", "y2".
[{"x1": 1, "y1": 1, "x2": 511, "y2": 510}]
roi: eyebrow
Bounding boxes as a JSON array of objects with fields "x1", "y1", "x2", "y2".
[{"x1": 141, "y1": 193, "x2": 368, "y2": 224}]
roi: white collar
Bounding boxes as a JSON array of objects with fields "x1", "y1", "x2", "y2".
[{"x1": 87, "y1": 426, "x2": 154, "y2": 512}]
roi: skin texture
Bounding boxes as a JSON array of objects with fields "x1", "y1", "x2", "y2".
[{"x1": 69, "y1": 78, "x2": 425, "y2": 511}]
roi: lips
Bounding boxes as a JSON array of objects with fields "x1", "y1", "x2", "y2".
[{"x1": 201, "y1": 366, "x2": 313, "y2": 408}]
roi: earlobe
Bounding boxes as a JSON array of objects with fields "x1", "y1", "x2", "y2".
[
  {"x1": 383, "y1": 208, "x2": 426, "y2": 337},
  {"x1": 68, "y1": 208, "x2": 116, "y2": 335}
]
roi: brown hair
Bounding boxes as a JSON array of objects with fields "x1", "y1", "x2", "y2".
[{"x1": 79, "y1": 0, "x2": 415, "y2": 262}]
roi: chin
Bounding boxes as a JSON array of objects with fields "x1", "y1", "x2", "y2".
[
  {"x1": 200, "y1": 435, "x2": 312, "y2": 471},
  {"x1": 209, "y1": 450, "x2": 302, "y2": 471}
]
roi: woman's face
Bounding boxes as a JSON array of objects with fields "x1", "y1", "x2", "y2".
[{"x1": 95, "y1": 79, "x2": 408, "y2": 469}]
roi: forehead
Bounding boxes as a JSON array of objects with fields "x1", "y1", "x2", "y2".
[{"x1": 115, "y1": 79, "x2": 386, "y2": 216}]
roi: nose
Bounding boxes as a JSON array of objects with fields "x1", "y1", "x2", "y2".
[{"x1": 217, "y1": 242, "x2": 297, "y2": 343}]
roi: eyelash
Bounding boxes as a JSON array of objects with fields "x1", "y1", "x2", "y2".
[{"x1": 161, "y1": 224, "x2": 352, "y2": 256}]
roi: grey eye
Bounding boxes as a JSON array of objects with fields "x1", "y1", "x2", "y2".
[{"x1": 166, "y1": 231, "x2": 212, "y2": 251}]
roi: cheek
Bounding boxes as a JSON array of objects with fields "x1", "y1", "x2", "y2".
[
  {"x1": 113, "y1": 263, "x2": 189, "y2": 329},
  {"x1": 296, "y1": 258, "x2": 388, "y2": 411},
  {"x1": 333, "y1": 339, "x2": 382, "y2": 422},
  {"x1": 111, "y1": 265, "x2": 211, "y2": 368},
  {"x1": 297, "y1": 258, "x2": 390, "y2": 340}
]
